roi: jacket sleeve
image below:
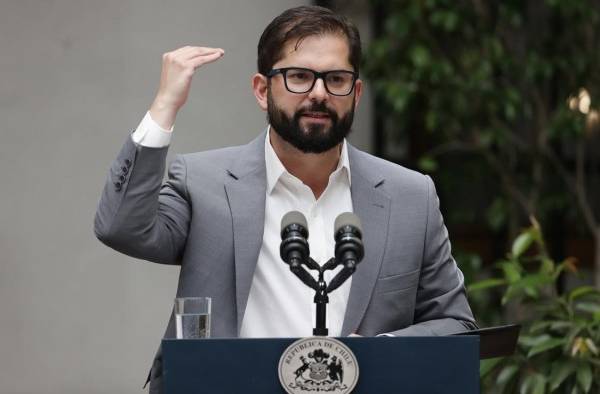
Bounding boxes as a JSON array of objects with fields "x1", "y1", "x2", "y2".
[
  {"x1": 94, "y1": 135, "x2": 190, "y2": 265},
  {"x1": 387, "y1": 176, "x2": 477, "y2": 336}
]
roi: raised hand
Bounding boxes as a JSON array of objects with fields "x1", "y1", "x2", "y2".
[{"x1": 149, "y1": 46, "x2": 225, "y2": 129}]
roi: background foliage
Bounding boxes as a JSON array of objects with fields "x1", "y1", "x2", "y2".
[
  {"x1": 364, "y1": 0, "x2": 600, "y2": 285},
  {"x1": 362, "y1": 0, "x2": 600, "y2": 391},
  {"x1": 471, "y1": 222, "x2": 600, "y2": 393}
]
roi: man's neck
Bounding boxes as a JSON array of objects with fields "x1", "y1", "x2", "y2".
[{"x1": 269, "y1": 129, "x2": 341, "y2": 199}]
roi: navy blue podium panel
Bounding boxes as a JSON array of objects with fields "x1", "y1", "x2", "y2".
[{"x1": 162, "y1": 336, "x2": 479, "y2": 394}]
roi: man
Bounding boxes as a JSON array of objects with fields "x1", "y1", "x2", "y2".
[{"x1": 94, "y1": 6, "x2": 476, "y2": 393}]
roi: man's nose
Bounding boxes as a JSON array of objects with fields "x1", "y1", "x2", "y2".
[{"x1": 308, "y1": 78, "x2": 329, "y2": 101}]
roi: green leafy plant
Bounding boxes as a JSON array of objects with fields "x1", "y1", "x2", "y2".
[
  {"x1": 470, "y1": 219, "x2": 600, "y2": 393},
  {"x1": 364, "y1": 0, "x2": 600, "y2": 285}
]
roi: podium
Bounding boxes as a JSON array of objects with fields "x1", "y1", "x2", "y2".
[{"x1": 162, "y1": 336, "x2": 480, "y2": 393}]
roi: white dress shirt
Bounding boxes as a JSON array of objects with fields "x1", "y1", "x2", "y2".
[
  {"x1": 131, "y1": 111, "x2": 173, "y2": 147},
  {"x1": 132, "y1": 112, "x2": 353, "y2": 337}
]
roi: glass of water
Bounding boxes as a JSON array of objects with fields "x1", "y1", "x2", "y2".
[{"x1": 174, "y1": 297, "x2": 211, "y2": 339}]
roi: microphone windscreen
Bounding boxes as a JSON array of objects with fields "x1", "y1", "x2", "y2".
[
  {"x1": 281, "y1": 210, "x2": 308, "y2": 231},
  {"x1": 334, "y1": 212, "x2": 362, "y2": 234}
]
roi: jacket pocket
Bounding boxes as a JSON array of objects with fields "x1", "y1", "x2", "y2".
[{"x1": 375, "y1": 268, "x2": 420, "y2": 294}]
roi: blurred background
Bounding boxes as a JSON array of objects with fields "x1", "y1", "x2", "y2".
[
  {"x1": 355, "y1": 0, "x2": 600, "y2": 392},
  {"x1": 1, "y1": 0, "x2": 598, "y2": 393}
]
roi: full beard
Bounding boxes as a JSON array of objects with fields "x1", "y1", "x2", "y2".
[{"x1": 267, "y1": 89, "x2": 355, "y2": 154}]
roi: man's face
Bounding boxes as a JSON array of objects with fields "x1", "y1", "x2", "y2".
[{"x1": 266, "y1": 34, "x2": 362, "y2": 154}]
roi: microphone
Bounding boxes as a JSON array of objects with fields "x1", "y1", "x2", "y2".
[
  {"x1": 280, "y1": 211, "x2": 309, "y2": 269},
  {"x1": 280, "y1": 211, "x2": 318, "y2": 291},
  {"x1": 327, "y1": 212, "x2": 364, "y2": 293},
  {"x1": 334, "y1": 212, "x2": 364, "y2": 270}
]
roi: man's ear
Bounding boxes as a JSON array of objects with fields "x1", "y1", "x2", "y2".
[
  {"x1": 252, "y1": 73, "x2": 268, "y2": 111},
  {"x1": 353, "y1": 78, "x2": 363, "y2": 110}
]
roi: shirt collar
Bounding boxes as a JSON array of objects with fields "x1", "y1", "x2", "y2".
[{"x1": 264, "y1": 125, "x2": 351, "y2": 195}]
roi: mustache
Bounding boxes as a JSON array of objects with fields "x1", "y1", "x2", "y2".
[{"x1": 296, "y1": 102, "x2": 338, "y2": 119}]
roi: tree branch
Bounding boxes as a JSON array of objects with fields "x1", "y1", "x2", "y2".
[
  {"x1": 425, "y1": 138, "x2": 535, "y2": 219},
  {"x1": 482, "y1": 150, "x2": 535, "y2": 219},
  {"x1": 425, "y1": 141, "x2": 477, "y2": 157},
  {"x1": 541, "y1": 144, "x2": 598, "y2": 234}
]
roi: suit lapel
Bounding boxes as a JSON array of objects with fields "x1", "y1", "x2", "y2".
[
  {"x1": 341, "y1": 145, "x2": 391, "y2": 336},
  {"x1": 224, "y1": 133, "x2": 267, "y2": 335}
]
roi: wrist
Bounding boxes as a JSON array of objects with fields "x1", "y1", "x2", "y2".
[{"x1": 149, "y1": 97, "x2": 179, "y2": 130}]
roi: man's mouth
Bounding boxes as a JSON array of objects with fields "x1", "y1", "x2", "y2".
[{"x1": 301, "y1": 112, "x2": 330, "y2": 119}]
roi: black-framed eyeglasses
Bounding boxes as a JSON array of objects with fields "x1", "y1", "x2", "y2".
[{"x1": 266, "y1": 67, "x2": 358, "y2": 96}]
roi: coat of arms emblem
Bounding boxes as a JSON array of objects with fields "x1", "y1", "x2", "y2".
[{"x1": 278, "y1": 337, "x2": 359, "y2": 394}]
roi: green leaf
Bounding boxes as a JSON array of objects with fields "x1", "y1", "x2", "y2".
[
  {"x1": 443, "y1": 12, "x2": 459, "y2": 31},
  {"x1": 540, "y1": 258, "x2": 555, "y2": 275},
  {"x1": 549, "y1": 321, "x2": 573, "y2": 331},
  {"x1": 478, "y1": 130, "x2": 495, "y2": 148},
  {"x1": 527, "y1": 337, "x2": 565, "y2": 357},
  {"x1": 524, "y1": 273, "x2": 553, "y2": 288},
  {"x1": 480, "y1": 357, "x2": 503, "y2": 377},
  {"x1": 410, "y1": 45, "x2": 430, "y2": 68},
  {"x1": 501, "y1": 261, "x2": 522, "y2": 283},
  {"x1": 569, "y1": 286, "x2": 600, "y2": 302},
  {"x1": 520, "y1": 374, "x2": 535, "y2": 394},
  {"x1": 425, "y1": 111, "x2": 438, "y2": 131},
  {"x1": 521, "y1": 373, "x2": 547, "y2": 394},
  {"x1": 505, "y1": 102, "x2": 517, "y2": 120},
  {"x1": 530, "y1": 321, "x2": 554, "y2": 333},
  {"x1": 468, "y1": 278, "x2": 506, "y2": 292},
  {"x1": 575, "y1": 302, "x2": 600, "y2": 315},
  {"x1": 385, "y1": 81, "x2": 414, "y2": 113},
  {"x1": 565, "y1": 325, "x2": 585, "y2": 351},
  {"x1": 589, "y1": 358, "x2": 600, "y2": 368},
  {"x1": 532, "y1": 374, "x2": 547, "y2": 394},
  {"x1": 490, "y1": 37, "x2": 504, "y2": 59},
  {"x1": 576, "y1": 364, "x2": 592, "y2": 393},
  {"x1": 515, "y1": 273, "x2": 553, "y2": 300},
  {"x1": 524, "y1": 285, "x2": 540, "y2": 298},
  {"x1": 549, "y1": 361, "x2": 577, "y2": 391},
  {"x1": 417, "y1": 155, "x2": 438, "y2": 172},
  {"x1": 520, "y1": 334, "x2": 551, "y2": 347},
  {"x1": 512, "y1": 231, "x2": 535, "y2": 258},
  {"x1": 502, "y1": 285, "x2": 522, "y2": 305},
  {"x1": 486, "y1": 197, "x2": 507, "y2": 231},
  {"x1": 497, "y1": 364, "x2": 519, "y2": 385}
]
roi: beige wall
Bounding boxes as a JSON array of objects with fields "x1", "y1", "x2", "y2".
[{"x1": 0, "y1": 1, "x2": 373, "y2": 393}]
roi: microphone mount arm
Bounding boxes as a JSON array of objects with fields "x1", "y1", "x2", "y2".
[{"x1": 285, "y1": 256, "x2": 356, "y2": 336}]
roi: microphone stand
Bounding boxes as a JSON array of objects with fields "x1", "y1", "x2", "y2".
[
  {"x1": 313, "y1": 262, "x2": 329, "y2": 336},
  {"x1": 281, "y1": 212, "x2": 363, "y2": 337},
  {"x1": 291, "y1": 257, "x2": 355, "y2": 336}
]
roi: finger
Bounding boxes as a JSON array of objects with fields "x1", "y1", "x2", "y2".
[
  {"x1": 187, "y1": 49, "x2": 225, "y2": 63},
  {"x1": 179, "y1": 47, "x2": 224, "y2": 61},
  {"x1": 165, "y1": 46, "x2": 223, "y2": 64},
  {"x1": 174, "y1": 46, "x2": 224, "y2": 60},
  {"x1": 167, "y1": 45, "x2": 195, "y2": 59},
  {"x1": 189, "y1": 51, "x2": 225, "y2": 69}
]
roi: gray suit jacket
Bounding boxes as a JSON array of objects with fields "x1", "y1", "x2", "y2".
[{"x1": 94, "y1": 132, "x2": 476, "y2": 392}]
